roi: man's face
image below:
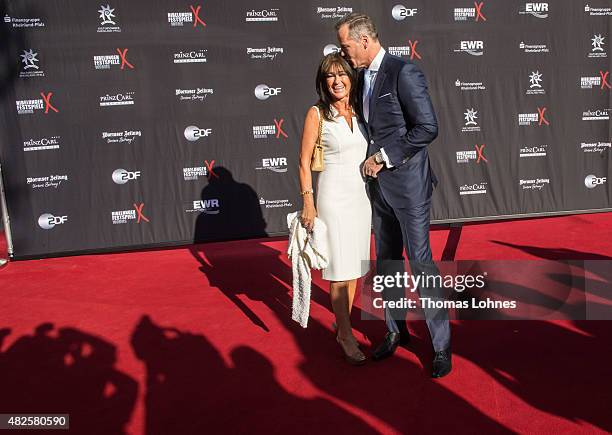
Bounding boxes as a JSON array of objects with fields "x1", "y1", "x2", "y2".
[{"x1": 337, "y1": 25, "x2": 368, "y2": 68}]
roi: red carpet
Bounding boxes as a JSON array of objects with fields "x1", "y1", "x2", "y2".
[{"x1": 1, "y1": 213, "x2": 612, "y2": 434}]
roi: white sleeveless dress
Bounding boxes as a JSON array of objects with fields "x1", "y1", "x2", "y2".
[{"x1": 315, "y1": 106, "x2": 372, "y2": 281}]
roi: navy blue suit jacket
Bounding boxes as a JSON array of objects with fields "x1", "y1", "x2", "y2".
[{"x1": 359, "y1": 53, "x2": 439, "y2": 209}]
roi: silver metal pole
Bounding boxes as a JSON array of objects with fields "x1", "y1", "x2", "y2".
[{"x1": 0, "y1": 162, "x2": 14, "y2": 258}]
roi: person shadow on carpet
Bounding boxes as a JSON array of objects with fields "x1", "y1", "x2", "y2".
[
  {"x1": 0, "y1": 323, "x2": 137, "y2": 434},
  {"x1": 193, "y1": 166, "x2": 268, "y2": 243},
  {"x1": 189, "y1": 229, "x2": 515, "y2": 433},
  {"x1": 130, "y1": 315, "x2": 378, "y2": 434}
]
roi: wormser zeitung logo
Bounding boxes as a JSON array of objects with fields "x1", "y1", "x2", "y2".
[
  {"x1": 581, "y1": 141, "x2": 611, "y2": 153},
  {"x1": 248, "y1": 47, "x2": 284, "y2": 61},
  {"x1": 176, "y1": 88, "x2": 214, "y2": 102},
  {"x1": 98, "y1": 5, "x2": 121, "y2": 32},
  {"x1": 246, "y1": 9, "x2": 279, "y2": 22},
  {"x1": 27, "y1": 174, "x2": 68, "y2": 190},
  {"x1": 519, "y1": 3, "x2": 549, "y2": 18},
  {"x1": 256, "y1": 157, "x2": 288, "y2": 173},
  {"x1": 102, "y1": 130, "x2": 141, "y2": 144},
  {"x1": 454, "y1": 40, "x2": 484, "y2": 56},
  {"x1": 100, "y1": 92, "x2": 134, "y2": 107},
  {"x1": 174, "y1": 50, "x2": 207, "y2": 63},
  {"x1": 520, "y1": 178, "x2": 550, "y2": 191},
  {"x1": 112, "y1": 169, "x2": 141, "y2": 185},
  {"x1": 317, "y1": 6, "x2": 353, "y2": 20},
  {"x1": 254, "y1": 84, "x2": 282, "y2": 100},
  {"x1": 453, "y1": 2, "x2": 486, "y2": 21},
  {"x1": 184, "y1": 125, "x2": 212, "y2": 142},
  {"x1": 23, "y1": 136, "x2": 60, "y2": 152},
  {"x1": 38, "y1": 213, "x2": 67, "y2": 230}
]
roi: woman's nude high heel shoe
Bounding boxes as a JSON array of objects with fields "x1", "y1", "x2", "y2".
[{"x1": 336, "y1": 335, "x2": 366, "y2": 366}]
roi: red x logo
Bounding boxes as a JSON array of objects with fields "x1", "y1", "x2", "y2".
[
  {"x1": 274, "y1": 118, "x2": 288, "y2": 139},
  {"x1": 190, "y1": 5, "x2": 206, "y2": 28},
  {"x1": 116, "y1": 48, "x2": 134, "y2": 70},
  {"x1": 475, "y1": 144, "x2": 487, "y2": 163},
  {"x1": 600, "y1": 70, "x2": 611, "y2": 90},
  {"x1": 205, "y1": 160, "x2": 218, "y2": 179},
  {"x1": 474, "y1": 2, "x2": 487, "y2": 21},
  {"x1": 133, "y1": 203, "x2": 150, "y2": 223},
  {"x1": 537, "y1": 107, "x2": 549, "y2": 126},
  {"x1": 408, "y1": 40, "x2": 421, "y2": 61},
  {"x1": 40, "y1": 92, "x2": 59, "y2": 114}
]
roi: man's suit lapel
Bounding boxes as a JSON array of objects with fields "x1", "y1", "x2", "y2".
[
  {"x1": 368, "y1": 53, "x2": 388, "y2": 122},
  {"x1": 356, "y1": 68, "x2": 365, "y2": 122}
]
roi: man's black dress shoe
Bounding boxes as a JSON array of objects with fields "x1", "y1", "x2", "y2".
[
  {"x1": 372, "y1": 331, "x2": 410, "y2": 361},
  {"x1": 432, "y1": 348, "x2": 452, "y2": 378}
]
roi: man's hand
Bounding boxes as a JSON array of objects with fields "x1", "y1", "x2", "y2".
[{"x1": 362, "y1": 155, "x2": 384, "y2": 178}]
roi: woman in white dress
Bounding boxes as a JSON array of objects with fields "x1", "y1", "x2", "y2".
[{"x1": 298, "y1": 53, "x2": 371, "y2": 365}]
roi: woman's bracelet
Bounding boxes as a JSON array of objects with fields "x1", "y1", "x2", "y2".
[{"x1": 300, "y1": 189, "x2": 314, "y2": 196}]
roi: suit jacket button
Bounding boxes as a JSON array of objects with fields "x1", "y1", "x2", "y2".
[{"x1": 370, "y1": 140, "x2": 374, "y2": 144}]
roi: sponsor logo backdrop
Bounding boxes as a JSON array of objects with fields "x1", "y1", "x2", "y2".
[{"x1": 0, "y1": 0, "x2": 610, "y2": 258}]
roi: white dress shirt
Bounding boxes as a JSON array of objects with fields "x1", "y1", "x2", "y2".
[{"x1": 363, "y1": 47, "x2": 393, "y2": 167}]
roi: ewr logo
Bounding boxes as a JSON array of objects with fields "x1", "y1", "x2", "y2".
[
  {"x1": 254, "y1": 84, "x2": 282, "y2": 100},
  {"x1": 112, "y1": 168, "x2": 141, "y2": 184},
  {"x1": 193, "y1": 199, "x2": 220, "y2": 214},
  {"x1": 38, "y1": 213, "x2": 68, "y2": 229}
]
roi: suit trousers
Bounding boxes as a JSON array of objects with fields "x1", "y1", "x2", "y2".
[{"x1": 369, "y1": 178, "x2": 451, "y2": 352}]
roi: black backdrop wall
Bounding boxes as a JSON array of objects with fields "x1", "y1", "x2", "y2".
[{"x1": 0, "y1": 0, "x2": 610, "y2": 259}]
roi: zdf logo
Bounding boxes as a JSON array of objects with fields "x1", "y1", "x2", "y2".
[
  {"x1": 254, "y1": 84, "x2": 282, "y2": 100},
  {"x1": 112, "y1": 168, "x2": 141, "y2": 184},
  {"x1": 585, "y1": 174, "x2": 607, "y2": 189},
  {"x1": 184, "y1": 125, "x2": 212, "y2": 142},
  {"x1": 392, "y1": 5, "x2": 417, "y2": 20},
  {"x1": 38, "y1": 213, "x2": 68, "y2": 229},
  {"x1": 323, "y1": 44, "x2": 340, "y2": 56}
]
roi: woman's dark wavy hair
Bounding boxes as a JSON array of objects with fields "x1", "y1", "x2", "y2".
[{"x1": 315, "y1": 53, "x2": 357, "y2": 122}]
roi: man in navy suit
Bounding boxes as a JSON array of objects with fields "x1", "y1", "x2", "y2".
[{"x1": 336, "y1": 13, "x2": 451, "y2": 377}]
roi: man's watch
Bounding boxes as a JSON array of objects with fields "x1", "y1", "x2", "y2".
[{"x1": 374, "y1": 151, "x2": 384, "y2": 165}]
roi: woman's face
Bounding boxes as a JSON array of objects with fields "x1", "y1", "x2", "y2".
[{"x1": 325, "y1": 64, "x2": 351, "y2": 102}]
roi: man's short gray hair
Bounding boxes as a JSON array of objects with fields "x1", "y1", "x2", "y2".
[{"x1": 335, "y1": 13, "x2": 378, "y2": 42}]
